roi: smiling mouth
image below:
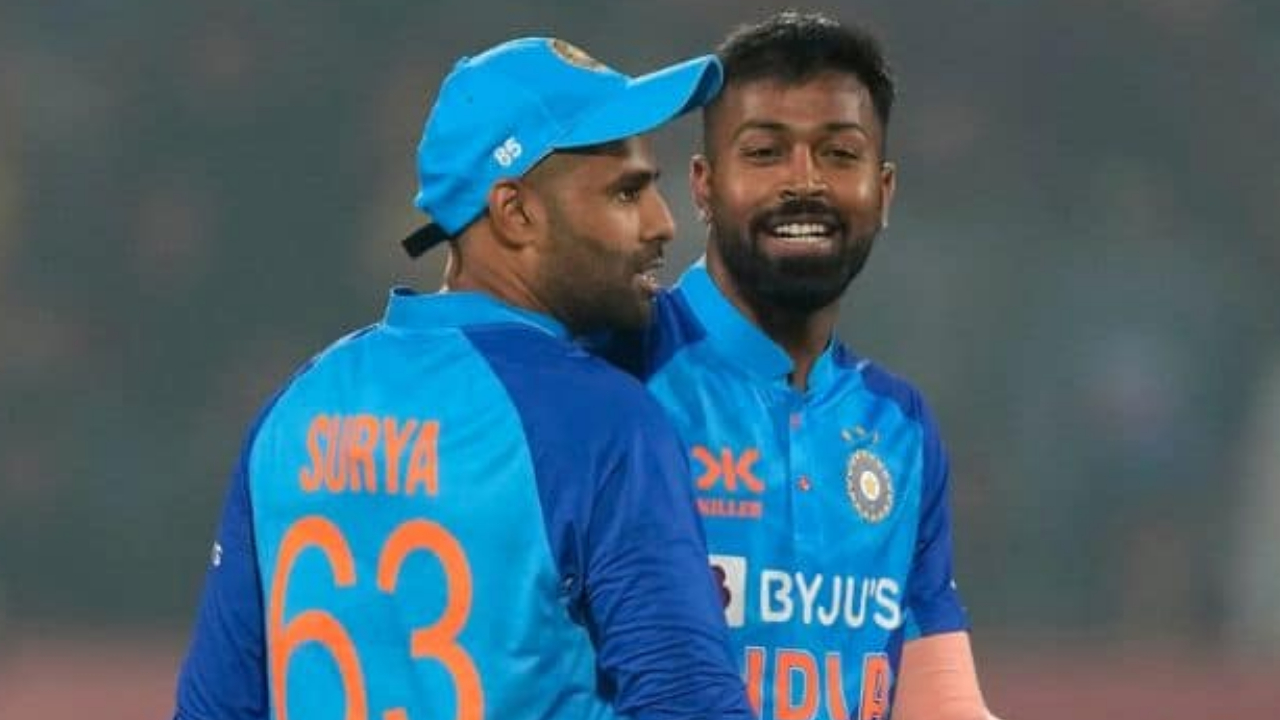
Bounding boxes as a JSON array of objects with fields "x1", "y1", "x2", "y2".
[
  {"x1": 768, "y1": 221, "x2": 837, "y2": 244},
  {"x1": 636, "y1": 257, "x2": 664, "y2": 295}
]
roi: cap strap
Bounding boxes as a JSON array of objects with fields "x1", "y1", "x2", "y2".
[{"x1": 401, "y1": 223, "x2": 452, "y2": 258}]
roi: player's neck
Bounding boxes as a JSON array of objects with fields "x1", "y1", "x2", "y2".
[
  {"x1": 754, "y1": 302, "x2": 837, "y2": 392},
  {"x1": 445, "y1": 241, "x2": 553, "y2": 320},
  {"x1": 708, "y1": 262, "x2": 836, "y2": 391}
]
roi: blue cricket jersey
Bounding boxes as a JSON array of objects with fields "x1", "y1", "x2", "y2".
[
  {"x1": 174, "y1": 288, "x2": 752, "y2": 720},
  {"x1": 615, "y1": 263, "x2": 968, "y2": 720}
]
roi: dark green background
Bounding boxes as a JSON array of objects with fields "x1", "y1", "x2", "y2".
[{"x1": 2, "y1": 0, "x2": 1277, "y2": 660}]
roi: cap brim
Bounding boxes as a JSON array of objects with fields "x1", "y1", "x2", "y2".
[{"x1": 556, "y1": 54, "x2": 723, "y2": 148}]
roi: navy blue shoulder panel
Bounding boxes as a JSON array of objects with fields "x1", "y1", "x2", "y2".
[
  {"x1": 849, "y1": 354, "x2": 942, "y2": 494},
  {"x1": 589, "y1": 292, "x2": 708, "y2": 381},
  {"x1": 835, "y1": 344, "x2": 925, "y2": 424},
  {"x1": 175, "y1": 411, "x2": 270, "y2": 720},
  {"x1": 843, "y1": 346, "x2": 968, "y2": 636},
  {"x1": 645, "y1": 290, "x2": 708, "y2": 379},
  {"x1": 462, "y1": 323, "x2": 752, "y2": 720},
  {"x1": 462, "y1": 323, "x2": 660, "y2": 597}
]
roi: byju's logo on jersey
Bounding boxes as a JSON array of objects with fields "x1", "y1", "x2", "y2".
[
  {"x1": 709, "y1": 554, "x2": 746, "y2": 627},
  {"x1": 709, "y1": 556, "x2": 904, "y2": 631},
  {"x1": 845, "y1": 450, "x2": 893, "y2": 523}
]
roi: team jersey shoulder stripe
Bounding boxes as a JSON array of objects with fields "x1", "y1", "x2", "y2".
[
  {"x1": 460, "y1": 323, "x2": 751, "y2": 718},
  {"x1": 646, "y1": 288, "x2": 710, "y2": 379},
  {"x1": 840, "y1": 347, "x2": 925, "y2": 425},
  {"x1": 847, "y1": 347, "x2": 969, "y2": 637}
]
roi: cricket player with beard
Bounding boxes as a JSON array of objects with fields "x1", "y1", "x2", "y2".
[{"x1": 606, "y1": 12, "x2": 1003, "y2": 720}]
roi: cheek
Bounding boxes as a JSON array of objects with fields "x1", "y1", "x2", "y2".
[
  {"x1": 840, "y1": 173, "x2": 884, "y2": 209},
  {"x1": 573, "y1": 213, "x2": 636, "y2": 263},
  {"x1": 556, "y1": 198, "x2": 619, "y2": 245},
  {"x1": 710, "y1": 174, "x2": 765, "y2": 217}
]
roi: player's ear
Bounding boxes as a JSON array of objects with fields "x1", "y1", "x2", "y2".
[
  {"x1": 690, "y1": 153, "x2": 712, "y2": 224},
  {"x1": 878, "y1": 160, "x2": 897, "y2": 230},
  {"x1": 487, "y1": 179, "x2": 542, "y2": 248}
]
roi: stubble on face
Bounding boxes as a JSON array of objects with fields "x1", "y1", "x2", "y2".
[
  {"x1": 538, "y1": 198, "x2": 654, "y2": 333},
  {"x1": 699, "y1": 73, "x2": 892, "y2": 317},
  {"x1": 527, "y1": 139, "x2": 667, "y2": 334},
  {"x1": 708, "y1": 193, "x2": 875, "y2": 314}
]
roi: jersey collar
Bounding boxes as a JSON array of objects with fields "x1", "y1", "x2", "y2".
[
  {"x1": 382, "y1": 287, "x2": 570, "y2": 339},
  {"x1": 674, "y1": 260, "x2": 840, "y2": 390}
]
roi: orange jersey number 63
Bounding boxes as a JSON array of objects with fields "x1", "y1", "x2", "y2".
[{"x1": 267, "y1": 515, "x2": 483, "y2": 720}]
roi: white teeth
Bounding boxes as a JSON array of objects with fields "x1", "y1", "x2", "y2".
[
  {"x1": 773, "y1": 222, "x2": 832, "y2": 238},
  {"x1": 637, "y1": 271, "x2": 662, "y2": 293}
]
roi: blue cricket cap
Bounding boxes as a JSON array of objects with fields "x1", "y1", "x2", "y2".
[{"x1": 402, "y1": 37, "x2": 724, "y2": 257}]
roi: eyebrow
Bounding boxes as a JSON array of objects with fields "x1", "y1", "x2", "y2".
[
  {"x1": 731, "y1": 120, "x2": 871, "y2": 141},
  {"x1": 608, "y1": 167, "x2": 662, "y2": 189}
]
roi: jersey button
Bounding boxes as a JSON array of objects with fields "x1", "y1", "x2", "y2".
[
  {"x1": 789, "y1": 412, "x2": 802, "y2": 429},
  {"x1": 797, "y1": 475, "x2": 811, "y2": 492}
]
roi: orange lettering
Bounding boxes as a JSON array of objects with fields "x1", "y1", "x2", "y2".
[
  {"x1": 775, "y1": 649, "x2": 819, "y2": 720},
  {"x1": 383, "y1": 418, "x2": 419, "y2": 495},
  {"x1": 858, "y1": 653, "x2": 890, "y2": 720},
  {"x1": 323, "y1": 415, "x2": 341, "y2": 491},
  {"x1": 693, "y1": 446, "x2": 765, "y2": 494},
  {"x1": 378, "y1": 520, "x2": 482, "y2": 720},
  {"x1": 736, "y1": 448, "x2": 764, "y2": 493},
  {"x1": 693, "y1": 445, "x2": 721, "y2": 490},
  {"x1": 300, "y1": 414, "x2": 443, "y2": 499},
  {"x1": 696, "y1": 497, "x2": 764, "y2": 520},
  {"x1": 824, "y1": 652, "x2": 848, "y2": 720},
  {"x1": 720, "y1": 448, "x2": 739, "y2": 490},
  {"x1": 405, "y1": 421, "x2": 440, "y2": 496},
  {"x1": 344, "y1": 415, "x2": 379, "y2": 493},
  {"x1": 268, "y1": 517, "x2": 366, "y2": 720},
  {"x1": 267, "y1": 515, "x2": 481, "y2": 720},
  {"x1": 328, "y1": 418, "x2": 352, "y2": 493},
  {"x1": 300, "y1": 415, "x2": 334, "y2": 492},
  {"x1": 745, "y1": 646, "x2": 766, "y2": 717}
]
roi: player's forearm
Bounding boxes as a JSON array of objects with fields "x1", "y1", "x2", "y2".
[
  {"x1": 894, "y1": 685, "x2": 999, "y2": 720},
  {"x1": 893, "y1": 631, "x2": 1001, "y2": 720},
  {"x1": 893, "y1": 669, "x2": 996, "y2": 720}
]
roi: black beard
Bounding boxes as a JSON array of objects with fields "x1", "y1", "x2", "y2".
[{"x1": 712, "y1": 204, "x2": 874, "y2": 314}]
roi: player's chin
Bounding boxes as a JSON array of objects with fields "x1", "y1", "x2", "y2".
[{"x1": 608, "y1": 293, "x2": 653, "y2": 332}]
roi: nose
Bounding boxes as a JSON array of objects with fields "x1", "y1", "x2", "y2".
[
  {"x1": 780, "y1": 147, "x2": 827, "y2": 201},
  {"x1": 642, "y1": 189, "x2": 676, "y2": 246}
]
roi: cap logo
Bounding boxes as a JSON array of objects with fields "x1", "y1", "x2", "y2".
[
  {"x1": 492, "y1": 136, "x2": 523, "y2": 168},
  {"x1": 548, "y1": 38, "x2": 607, "y2": 72}
]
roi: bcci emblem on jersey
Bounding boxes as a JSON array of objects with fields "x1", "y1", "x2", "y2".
[{"x1": 845, "y1": 450, "x2": 893, "y2": 523}]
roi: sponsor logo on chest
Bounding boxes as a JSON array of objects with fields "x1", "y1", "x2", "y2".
[{"x1": 710, "y1": 554, "x2": 903, "y2": 631}]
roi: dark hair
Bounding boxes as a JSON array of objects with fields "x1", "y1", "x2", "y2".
[{"x1": 714, "y1": 10, "x2": 896, "y2": 131}]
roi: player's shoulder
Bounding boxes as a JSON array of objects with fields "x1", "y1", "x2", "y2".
[
  {"x1": 463, "y1": 322, "x2": 677, "y2": 438},
  {"x1": 263, "y1": 323, "x2": 383, "y2": 398},
  {"x1": 230, "y1": 323, "x2": 382, "y2": 456},
  {"x1": 655, "y1": 286, "x2": 713, "y2": 361},
  {"x1": 833, "y1": 341, "x2": 935, "y2": 427},
  {"x1": 587, "y1": 289, "x2": 708, "y2": 380}
]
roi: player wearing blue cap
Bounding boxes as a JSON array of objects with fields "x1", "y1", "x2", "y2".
[
  {"x1": 172, "y1": 37, "x2": 751, "y2": 720},
  {"x1": 604, "y1": 12, "x2": 1002, "y2": 720}
]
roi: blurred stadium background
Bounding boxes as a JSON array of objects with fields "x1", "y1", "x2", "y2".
[{"x1": 2, "y1": 1, "x2": 1278, "y2": 717}]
